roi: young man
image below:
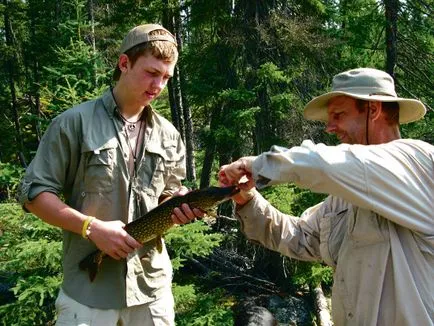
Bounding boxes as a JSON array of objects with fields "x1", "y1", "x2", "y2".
[
  {"x1": 218, "y1": 68, "x2": 433, "y2": 325},
  {"x1": 18, "y1": 24, "x2": 198, "y2": 325}
]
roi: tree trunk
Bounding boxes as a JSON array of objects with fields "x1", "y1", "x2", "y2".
[
  {"x1": 384, "y1": 0, "x2": 398, "y2": 78},
  {"x1": 173, "y1": 0, "x2": 196, "y2": 183},
  {"x1": 55, "y1": 0, "x2": 62, "y2": 26},
  {"x1": 164, "y1": 0, "x2": 197, "y2": 183},
  {"x1": 200, "y1": 104, "x2": 224, "y2": 189},
  {"x1": 88, "y1": 0, "x2": 97, "y2": 87},
  {"x1": 4, "y1": 0, "x2": 27, "y2": 167},
  {"x1": 200, "y1": 142, "x2": 216, "y2": 189},
  {"x1": 167, "y1": 74, "x2": 184, "y2": 137},
  {"x1": 163, "y1": 0, "x2": 184, "y2": 141},
  {"x1": 255, "y1": 86, "x2": 271, "y2": 154},
  {"x1": 28, "y1": 0, "x2": 42, "y2": 144}
]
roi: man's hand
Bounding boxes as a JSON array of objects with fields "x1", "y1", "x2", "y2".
[
  {"x1": 24, "y1": 192, "x2": 142, "y2": 261},
  {"x1": 88, "y1": 219, "x2": 142, "y2": 260},
  {"x1": 218, "y1": 156, "x2": 257, "y2": 206},
  {"x1": 171, "y1": 186, "x2": 205, "y2": 225},
  {"x1": 218, "y1": 156, "x2": 256, "y2": 185}
]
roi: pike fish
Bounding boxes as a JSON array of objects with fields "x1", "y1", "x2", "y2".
[{"x1": 79, "y1": 185, "x2": 239, "y2": 282}]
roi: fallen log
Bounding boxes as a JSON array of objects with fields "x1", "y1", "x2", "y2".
[{"x1": 313, "y1": 284, "x2": 333, "y2": 326}]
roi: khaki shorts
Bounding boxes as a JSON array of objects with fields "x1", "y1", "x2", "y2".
[{"x1": 55, "y1": 288, "x2": 175, "y2": 326}]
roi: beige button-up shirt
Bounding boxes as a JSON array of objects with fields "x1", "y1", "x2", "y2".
[
  {"x1": 18, "y1": 89, "x2": 186, "y2": 308},
  {"x1": 238, "y1": 139, "x2": 433, "y2": 325}
]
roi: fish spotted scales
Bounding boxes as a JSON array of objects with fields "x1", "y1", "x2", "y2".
[{"x1": 79, "y1": 185, "x2": 239, "y2": 281}]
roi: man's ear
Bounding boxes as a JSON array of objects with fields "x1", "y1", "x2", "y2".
[
  {"x1": 369, "y1": 101, "x2": 382, "y2": 121},
  {"x1": 118, "y1": 54, "x2": 129, "y2": 72}
]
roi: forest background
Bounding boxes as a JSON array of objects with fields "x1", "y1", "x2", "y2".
[{"x1": 0, "y1": 0, "x2": 432, "y2": 325}]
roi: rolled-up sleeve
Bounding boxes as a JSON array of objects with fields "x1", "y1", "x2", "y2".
[
  {"x1": 237, "y1": 190, "x2": 323, "y2": 262},
  {"x1": 18, "y1": 115, "x2": 79, "y2": 206},
  {"x1": 251, "y1": 140, "x2": 434, "y2": 234}
]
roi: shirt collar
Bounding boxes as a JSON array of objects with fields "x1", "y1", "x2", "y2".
[{"x1": 101, "y1": 87, "x2": 153, "y2": 125}]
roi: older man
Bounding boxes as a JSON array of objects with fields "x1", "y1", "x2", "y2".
[{"x1": 218, "y1": 68, "x2": 433, "y2": 325}]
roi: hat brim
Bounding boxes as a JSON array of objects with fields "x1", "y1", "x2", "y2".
[{"x1": 303, "y1": 91, "x2": 426, "y2": 124}]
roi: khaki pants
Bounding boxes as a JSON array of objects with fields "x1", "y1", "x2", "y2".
[{"x1": 55, "y1": 288, "x2": 175, "y2": 326}]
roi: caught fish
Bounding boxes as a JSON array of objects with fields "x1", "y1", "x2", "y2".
[{"x1": 79, "y1": 185, "x2": 239, "y2": 282}]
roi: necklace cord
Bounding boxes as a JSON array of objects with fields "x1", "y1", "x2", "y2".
[
  {"x1": 110, "y1": 87, "x2": 145, "y2": 175},
  {"x1": 366, "y1": 102, "x2": 370, "y2": 145},
  {"x1": 110, "y1": 87, "x2": 144, "y2": 124}
]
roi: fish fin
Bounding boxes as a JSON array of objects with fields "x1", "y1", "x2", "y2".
[
  {"x1": 202, "y1": 207, "x2": 218, "y2": 225},
  {"x1": 202, "y1": 214, "x2": 217, "y2": 225},
  {"x1": 156, "y1": 235, "x2": 163, "y2": 253},
  {"x1": 79, "y1": 250, "x2": 104, "y2": 282}
]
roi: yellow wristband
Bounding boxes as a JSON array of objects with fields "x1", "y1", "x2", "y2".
[{"x1": 81, "y1": 216, "x2": 95, "y2": 239}]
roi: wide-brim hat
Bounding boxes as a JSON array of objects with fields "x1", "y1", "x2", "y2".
[
  {"x1": 304, "y1": 68, "x2": 426, "y2": 124},
  {"x1": 119, "y1": 24, "x2": 177, "y2": 54}
]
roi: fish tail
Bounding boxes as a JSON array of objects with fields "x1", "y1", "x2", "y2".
[
  {"x1": 156, "y1": 235, "x2": 163, "y2": 253},
  {"x1": 79, "y1": 250, "x2": 104, "y2": 282}
]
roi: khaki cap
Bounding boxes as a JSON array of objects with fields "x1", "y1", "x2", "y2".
[
  {"x1": 119, "y1": 24, "x2": 177, "y2": 54},
  {"x1": 304, "y1": 68, "x2": 426, "y2": 124}
]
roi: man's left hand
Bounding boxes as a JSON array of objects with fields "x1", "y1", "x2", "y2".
[{"x1": 171, "y1": 186, "x2": 205, "y2": 224}]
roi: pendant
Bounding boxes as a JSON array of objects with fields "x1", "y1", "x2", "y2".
[{"x1": 127, "y1": 124, "x2": 136, "y2": 131}]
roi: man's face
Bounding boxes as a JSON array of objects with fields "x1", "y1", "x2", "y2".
[
  {"x1": 326, "y1": 96, "x2": 368, "y2": 145},
  {"x1": 120, "y1": 53, "x2": 176, "y2": 107}
]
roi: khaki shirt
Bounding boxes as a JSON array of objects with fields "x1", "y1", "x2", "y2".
[
  {"x1": 238, "y1": 139, "x2": 433, "y2": 325},
  {"x1": 18, "y1": 89, "x2": 186, "y2": 309}
]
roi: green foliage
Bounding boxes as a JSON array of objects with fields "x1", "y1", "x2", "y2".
[
  {"x1": 173, "y1": 283, "x2": 233, "y2": 326},
  {"x1": 260, "y1": 184, "x2": 296, "y2": 215},
  {"x1": 260, "y1": 183, "x2": 327, "y2": 216},
  {"x1": 291, "y1": 261, "x2": 334, "y2": 289},
  {"x1": 0, "y1": 275, "x2": 61, "y2": 326},
  {"x1": 290, "y1": 186, "x2": 328, "y2": 217},
  {"x1": 0, "y1": 163, "x2": 24, "y2": 202},
  {"x1": 260, "y1": 184, "x2": 332, "y2": 289},
  {"x1": 0, "y1": 204, "x2": 231, "y2": 324},
  {"x1": 256, "y1": 62, "x2": 291, "y2": 86},
  {"x1": 165, "y1": 221, "x2": 224, "y2": 271},
  {"x1": 1, "y1": 0, "x2": 433, "y2": 322},
  {"x1": 210, "y1": 88, "x2": 258, "y2": 157},
  {"x1": 3, "y1": 240, "x2": 62, "y2": 274},
  {"x1": 0, "y1": 204, "x2": 62, "y2": 325},
  {"x1": 40, "y1": 39, "x2": 109, "y2": 118}
]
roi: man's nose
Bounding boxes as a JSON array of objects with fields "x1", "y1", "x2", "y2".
[
  {"x1": 325, "y1": 120, "x2": 336, "y2": 133},
  {"x1": 152, "y1": 76, "x2": 166, "y2": 90}
]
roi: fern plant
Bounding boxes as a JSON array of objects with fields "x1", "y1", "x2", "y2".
[
  {"x1": 0, "y1": 204, "x2": 62, "y2": 326},
  {"x1": 173, "y1": 283, "x2": 234, "y2": 326},
  {"x1": 0, "y1": 203, "x2": 234, "y2": 325}
]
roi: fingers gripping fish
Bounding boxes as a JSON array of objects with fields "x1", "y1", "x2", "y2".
[{"x1": 79, "y1": 186, "x2": 239, "y2": 282}]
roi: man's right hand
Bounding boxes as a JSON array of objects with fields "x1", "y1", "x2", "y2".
[
  {"x1": 87, "y1": 219, "x2": 142, "y2": 260},
  {"x1": 24, "y1": 192, "x2": 142, "y2": 260},
  {"x1": 218, "y1": 156, "x2": 257, "y2": 206}
]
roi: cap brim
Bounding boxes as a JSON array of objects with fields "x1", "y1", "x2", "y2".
[{"x1": 303, "y1": 91, "x2": 426, "y2": 124}]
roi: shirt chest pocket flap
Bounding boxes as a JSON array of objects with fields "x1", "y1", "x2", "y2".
[
  {"x1": 83, "y1": 138, "x2": 118, "y2": 192},
  {"x1": 142, "y1": 140, "x2": 181, "y2": 192},
  {"x1": 146, "y1": 139, "x2": 181, "y2": 172},
  {"x1": 349, "y1": 208, "x2": 388, "y2": 246}
]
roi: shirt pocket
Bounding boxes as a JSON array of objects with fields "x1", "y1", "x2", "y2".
[
  {"x1": 349, "y1": 208, "x2": 388, "y2": 247},
  {"x1": 320, "y1": 209, "x2": 349, "y2": 267},
  {"x1": 142, "y1": 140, "x2": 181, "y2": 197},
  {"x1": 83, "y1": 141, "x2": 117, "y2": 193}
]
